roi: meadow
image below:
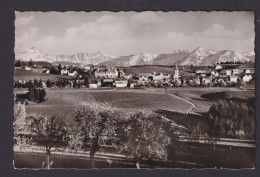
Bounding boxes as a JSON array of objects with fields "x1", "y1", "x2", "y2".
[
  {"x1": 22, "y1": 88, "x2": 193, "y2": 120},
  {"x1": 16, "y1": 87, "x2": 255, "y2": 132},
  {"x1": 166, "y1": 87, "x2": 255, "y2": 113},
  {"x1": 14, "y1": 70, "x2": 75, "y2": 81}
]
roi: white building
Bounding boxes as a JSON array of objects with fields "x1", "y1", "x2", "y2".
[
  {"x1": 115, "y1": 80, "x2": 128, "y2": 87},
  {"x1": 94, "y1": 68, "x2": 118, "y2": 78},
  {"x1": 153, "y1": 73, "x2": 165, "y2": 81},
  {"x1": 24, "y1": 66, "x2": 31, "y2": 71},
  {"x1": 243, "y1": 75, "x2": 252, "y2": 82},
  {"x1": 230, "y1": 76, "x2": 238, "y2": 83},
  {"x1": 68, "y1": 71, "x2": 78, "y2": 76},
  {"x1": 245, "y1": 69, "x2": 254, "y2": 74},
  {"x1": 204, "y1": 77, "x2": 212, "y2": 84},
  {"x1": 193, "y1": 78, "x2": 200, "y2": 85},
  {"x1": 215, "y1": 65, "x2": 222, "y2": 70},
  {"x1": 107, "y1": 68, "x2": 118, "y2": 78},
  {"x1": 225, "y1": 70, "x2": 232, "y2": 76},
  {"x1": 61, "y1": 69, "x2": 68, "y2": 75},
  {"x1": 89, "y1": 83, "x2": 98, "y2": 88}
]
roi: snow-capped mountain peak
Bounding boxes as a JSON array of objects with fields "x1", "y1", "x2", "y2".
[
  {"x1": 243, "y1": 51, "x2": 255, "y2": 57},
  {"x1": 193, "y1": 47, "x2": 217, "y2": 56},
  {"x1": 128, "y1": 53, "x2": 159, "y2": 65},
  {"x1": 218, "y1": 50, "x2": 249, "y2": 63},
  {"x1": 180, "y1": 47, "x2": 217, "y2": 65},
  {"x1": 28, "y1": 47, "x2": 44, "y2": 55},
  {"x1": 15, "y1": 47, "x2": 254, "y2": 66}
]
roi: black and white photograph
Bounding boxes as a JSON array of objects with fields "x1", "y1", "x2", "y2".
[{"x1": 13, "y1": 11, "x2": 255, "y2": 169}]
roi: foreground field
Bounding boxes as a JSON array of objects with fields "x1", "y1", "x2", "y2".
[{"x1": 14, "y1": 139, "x2": 255, "y2": 169}]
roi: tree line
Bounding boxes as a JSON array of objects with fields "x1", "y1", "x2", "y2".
[
  {"x1": 14, "y1": 78, "x2": 89, "y2": 89},
  {"x1": 208, "y1": 97, "x2": 255, "y2": 139}
]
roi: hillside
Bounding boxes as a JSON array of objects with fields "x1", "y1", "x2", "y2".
[
  {"x1": 117, "y1": 65, "x2": 176, "y2": 75},
  {"x1": 152, "y1": 52, "x2": 189, "y2": 65}
]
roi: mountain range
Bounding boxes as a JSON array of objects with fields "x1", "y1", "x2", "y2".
[{"x1": 15, "y1": 47, "x2": 255, "y2": 66}]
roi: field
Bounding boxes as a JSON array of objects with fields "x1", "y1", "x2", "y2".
[
  {"x1": 21, "y1": 88, "x2": 193, "y2": 120},
  {"x1": 166, "y1": 87, "x2": 255, "y2": 113},
  {"x1": 15, "y1": 87, "x2": 255, "y2": 132},
  {"x1": 14, "y1": 70, "x2": 75, "y2": 81}
]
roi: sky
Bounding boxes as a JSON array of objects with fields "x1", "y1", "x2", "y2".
[{"x1": 15, "y1": 11, "x2": 255, "y2": 56}]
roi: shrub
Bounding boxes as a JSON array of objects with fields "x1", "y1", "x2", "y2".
[
  {"x1": 46, "y1": 79, "x2": 52, "y2": 87},
  {"x1": 34, "y1": 88, "x2": 40, "y2": 101},
  {"x1": 39, "y1": 88, "x2": 47, "y2": 102},
  {"x1": 27, "y1": 87, "x2": 46, "y2": 102},
  {"x1": 27, "y1": 85, "x2": 36, "y2": 101}
]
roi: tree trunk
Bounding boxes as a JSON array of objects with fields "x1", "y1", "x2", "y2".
[
  {"x1": 90, "y1": 149, "x2": 96, "y2": 168},
  {"x1": 148, "y1": 157, "x2": 154, "y2": 169},
  {"x1": 46, "y1": 148, "x2": 51, "y2": 169},
  {"x1": 136, "y1": 160, "x2": 140, "y2": 169}
]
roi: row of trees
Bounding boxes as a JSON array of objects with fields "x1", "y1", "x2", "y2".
[
  {"x1": 14, "y1": 101, "x2": 177, "y2": 169},
  {"x1": 135, "y1": 78, "x2": 248, "y2": 88},
  {"x1": 50, "y1": 64, "x2": 91, "y2": 76},
  {"x1": 15, "y1": 59, "x2": 34, "y2": 67},
  {"x1": 14, "y1": 79, "x2": 46, "y2": 89},
  {"x1": 14, "y1": 78, "x2": 89, "y2": 89}
]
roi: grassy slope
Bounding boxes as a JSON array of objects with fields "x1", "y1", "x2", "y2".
[
  {"x1": 161, "y1": 88, "x2": 255, "y2": 134},
  {"x1": 168, "y1": 88, "x2": 254, "y2": 113}
]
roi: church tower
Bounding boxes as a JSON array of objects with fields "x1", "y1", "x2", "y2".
[{"x1": 173, "y1": 65, "x2": 180, "y2": 82}]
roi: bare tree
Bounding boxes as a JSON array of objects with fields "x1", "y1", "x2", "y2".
[{"x1": 26, "y1": 114, "x2": 68, "y2": 169}]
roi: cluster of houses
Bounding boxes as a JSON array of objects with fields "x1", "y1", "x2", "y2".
[
  {"x1": 15, "y1": 61, "x2": 255, "y2": 89},
  {"x1": 90, "y1": 63, "x2": 254, "y2": 88},
  {"x1": 194, "y1": 63, "x2": 255, "y2": 84}
]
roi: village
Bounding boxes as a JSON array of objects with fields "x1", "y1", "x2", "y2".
[
  {"x1": 14, "y1": 60, "x2": 255, "y2": 90},
  {"x1": 13, "y1": 60, "x2": 256, "y2": 169},
  {"x1": 12, "y1": 11, "x2": 256, "y2": 170}
]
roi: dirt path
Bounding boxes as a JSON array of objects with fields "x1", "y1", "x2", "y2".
[{"x1": 167, "y1": 92, "x2": 196, "y2": 115}]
